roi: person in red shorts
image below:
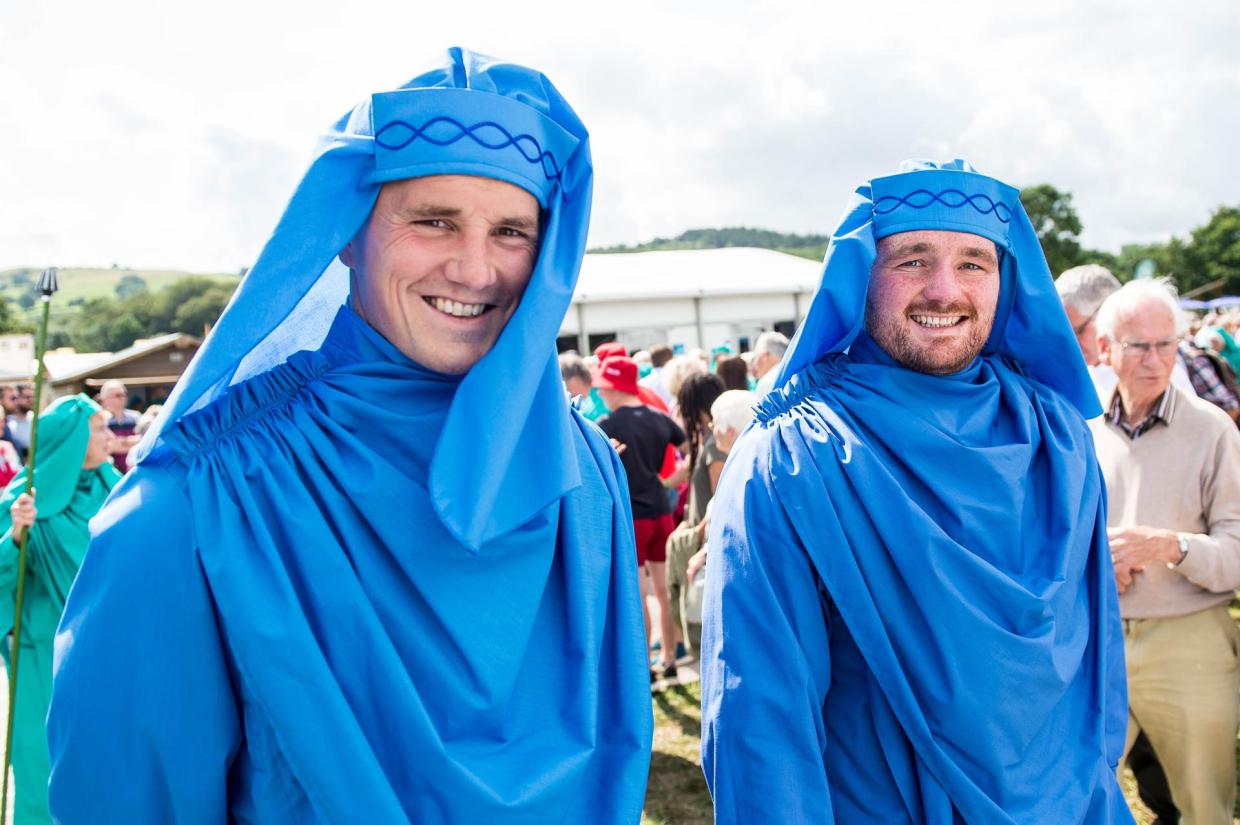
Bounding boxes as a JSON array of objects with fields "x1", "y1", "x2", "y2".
[{"x1": 595, "y1": 356, "x2": 687, "y2": 679}]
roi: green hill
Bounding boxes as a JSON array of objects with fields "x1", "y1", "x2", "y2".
[
  {"x1": 0, "y1": 266, "x2": 239, "y2": 311},
  {"x1": 590, "y1": 227, "x2": 828, "y2": 261},
  {"x1": 0, "y1": 267, "x2": 242, "y2": 350}
]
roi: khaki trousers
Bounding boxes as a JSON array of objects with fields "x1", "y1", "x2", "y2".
[
  {"x1": 1122, "y1": 604, "x2": 1240, "y2": 825},
  {"x1": 665, "y1": 521, "x2": 702, "y2": 652}
]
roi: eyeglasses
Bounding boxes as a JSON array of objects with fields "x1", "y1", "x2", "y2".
[{"x1": 1115, "y1": 337, "x2": 1178, "y2": 359}]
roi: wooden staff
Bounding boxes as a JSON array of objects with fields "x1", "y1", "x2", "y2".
[{"x1": 2, "y1": 267, "x2": 59, "y2": 824}]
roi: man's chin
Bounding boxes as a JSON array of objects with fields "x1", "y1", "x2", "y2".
[
  {"x1": 893, "y1": 341, "x2": 984, "y2": 376},
  {"x1": 408, "y1": 336, "x2": 502, "y2": 375}
]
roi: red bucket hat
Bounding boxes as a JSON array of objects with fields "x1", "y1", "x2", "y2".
[
  {"x1": 593, "y1": 342, "x2": 628, "y2": 361},
  {"x1": 593, "y1": 356, "x2": 640, "y2": 396}
]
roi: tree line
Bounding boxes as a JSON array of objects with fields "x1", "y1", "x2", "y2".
[
  {"x1": 1, "y1": 183, "x2": 1235, "y2": 353},
  {"x1": 0, "y1": 275, "x2": 236, "y2": 353},
  {"x1": 593, "y1": 185, "x2": 1240, "y2": 296}
]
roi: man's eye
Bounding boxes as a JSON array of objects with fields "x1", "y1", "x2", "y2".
[
  {"x1": 898, "y1": 259, "x2": 926, "y2": 268},
  {"x1": 496, "y1": 227, "x2": 533, "y2": 240},
  {"x1": 414, "y1": 219, "x2": 450, "y2": 229}
]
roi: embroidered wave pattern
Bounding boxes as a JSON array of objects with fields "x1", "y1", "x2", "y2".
[
  {"x1": 873, "y1": 188, "x2": 1013, "y2": 223},
  {"x1": 374, "y1": 117, "x2": 564, "y2": 184}
]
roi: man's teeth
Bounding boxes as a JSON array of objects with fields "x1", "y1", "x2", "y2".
[
  {"x1": 428, "y1": 297, "x2": 487, "y2": 317},
  {"x1": 911, "y1": 315, "x2": 964, "y2": 328}
]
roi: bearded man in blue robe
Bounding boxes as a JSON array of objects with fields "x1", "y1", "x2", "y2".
[
  {"x1": 47, "y1": 49, "x2": 651, "y2": 823},
  {"x1": 700, "y1": 161, "x2": 1133, "y2": 824}
]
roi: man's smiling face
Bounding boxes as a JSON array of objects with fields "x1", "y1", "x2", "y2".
[
  {"x1": 341, "y1": 174, "x2": 541, "y2": 375},
  {"x1": 864, "y1": 230, "x2": 1001, "y2": 375}
]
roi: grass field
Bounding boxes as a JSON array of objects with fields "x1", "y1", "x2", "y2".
[{"x1": 644, "y1": 681, "x2": 712, "y2": 825}]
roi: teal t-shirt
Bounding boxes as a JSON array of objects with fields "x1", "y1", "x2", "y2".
[{"x1": 578, "y1": 388, "x2": 609, "y2": 422}]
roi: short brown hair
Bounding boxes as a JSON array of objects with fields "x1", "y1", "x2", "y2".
[{"x1": 649, "y1": 345, "x2": 674, "y2": 368}]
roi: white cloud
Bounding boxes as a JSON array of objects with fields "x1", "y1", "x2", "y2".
[{"x1": 0, "y1": 0, "x2": 1236, "y2": 271}]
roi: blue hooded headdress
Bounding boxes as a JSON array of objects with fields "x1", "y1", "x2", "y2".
[
  {"x1": 49, "y1": 49, "x2": 651, "y2": 823},
  {"x1": 700, "y1": 161, "x2": 1132, "y2": 823}
]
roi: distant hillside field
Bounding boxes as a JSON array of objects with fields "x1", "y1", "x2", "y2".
[
  {"x1": 0, "y1": 267, "x2": 243, "y2": 350},
  {"x1": 0, "y1": 267, "x2": 240, "y2": 308}
]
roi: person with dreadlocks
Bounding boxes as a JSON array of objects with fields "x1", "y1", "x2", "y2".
[{"x1": 664, "y1": 372, "x2": 727, "y2": 659}]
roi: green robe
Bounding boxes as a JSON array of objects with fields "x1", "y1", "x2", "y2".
[
  {"x1": 0, "y1": 394, "x2": 120, "y2": 824},
  {"x1": 1217, "y1": 326, "x2": 1240, "y2": 377}
]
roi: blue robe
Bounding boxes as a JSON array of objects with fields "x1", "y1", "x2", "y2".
[
  {"x1": 48, "y1": 307, "x2": 651, "y2": 823},
  {"x1": 700, "y1": 162, "x2": 1132, "y2": 824}
]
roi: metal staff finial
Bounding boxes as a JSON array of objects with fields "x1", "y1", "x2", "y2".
[
  {"x1": 1, "y1": 266, "x2": 60, "y2": 823},
  {"x1": 37, "y1": 267, "x2": 59, "y2": 297}
]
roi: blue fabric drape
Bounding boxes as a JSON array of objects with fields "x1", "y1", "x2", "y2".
[
  {"x1": 701, "y1": 161, "x2": 1131, "y2": 824},
  {"x1": 135, "y1": 47, "x2": 593, "y2": 553},
  {"x1": 49, "y1": 49, "x2": 651, "y2": 823}
]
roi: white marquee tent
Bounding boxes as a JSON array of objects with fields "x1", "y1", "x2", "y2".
[{"x1": 559, "y1": 247, "x2": 822, "y2": 354}]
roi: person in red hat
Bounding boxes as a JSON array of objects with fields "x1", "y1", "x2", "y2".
[
  {"x1": 595, "y1": 356, "x2": 687, "y2": 680},
  {"x1": 592, "y1": 342, "x2": 669, "y2": 412}
]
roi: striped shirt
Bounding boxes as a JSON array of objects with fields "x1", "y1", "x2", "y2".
[
  {"x1": 1107, "y1": 387, "x2": 1176, "y2": 440},
  {"x1": 1179, "y1": 342, "x2": 1240, "y2": 413}
]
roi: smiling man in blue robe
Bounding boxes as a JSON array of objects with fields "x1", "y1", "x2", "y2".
[
  {"x1": 700, "y1": 161, "x2": 1133, "y2": 824},
  {"x1": 46, "y1": 49, "x2": 651, "y2": 823}
]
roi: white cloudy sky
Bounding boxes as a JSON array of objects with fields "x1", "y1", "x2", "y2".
[{"x1": 1, "y1": 0, "x2": 1236, "y2": 272}]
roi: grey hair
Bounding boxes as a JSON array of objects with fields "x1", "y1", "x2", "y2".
[
  {"x1": 1095, "y1": 277, "x2": 1189, "y2": 340},
  {"x1": 1054, "y1": 264, "x2": 1122, "y2": 316},
  {"x1": 711, "y1": 390, "x2": 757, "y2": 434},
  {"x1": 557, "y1": 353, "x2": 592, "y2": 385},
  {"x1": 753, "y1": 331, "x2": 790, "y2": 359}
]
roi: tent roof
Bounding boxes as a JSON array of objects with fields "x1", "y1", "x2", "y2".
[{"x1": 573, "y1": 247, "x2": 821, "y2": 303}]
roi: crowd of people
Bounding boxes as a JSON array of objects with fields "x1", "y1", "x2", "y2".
[
  {"x1": 559, "y1": 339, "x2": 782, "y2": 680},
  {"x1": 0, "y1": 48, "x2": 1236, "y2": 824}
]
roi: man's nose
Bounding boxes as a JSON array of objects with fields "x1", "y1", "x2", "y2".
[
  {"x1": 445, "y1": 233, "x2": 497, "y2": 291},
  {"x1": 920, "y1": 262, "x2": 965, "y2": 304}
]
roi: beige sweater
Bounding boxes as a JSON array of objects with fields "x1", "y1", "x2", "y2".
[{"x1": 1089, "y1": 386, "x2": 1240, "y2": 619}]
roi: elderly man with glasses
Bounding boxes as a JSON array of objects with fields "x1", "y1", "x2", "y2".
[{"x1": 1091, "y1": 277, "x2": 1240, "y2": 824}]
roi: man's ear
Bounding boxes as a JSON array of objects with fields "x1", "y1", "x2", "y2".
[
  {"x1": 339, "y1": 239, "x2": 358, "y2": 270},
  {"x1": 1097, "y1": 335, "x2": 1112, "y2": 367}
]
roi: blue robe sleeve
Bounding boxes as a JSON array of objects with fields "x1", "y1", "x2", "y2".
[
  {"x1": 699, "y1": 429, "x2": 835, "y2": 823},
  {"x1": 48, "y1": 463, "x2": 241, "y2": 824}
]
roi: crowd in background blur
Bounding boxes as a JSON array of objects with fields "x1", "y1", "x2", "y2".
[
  {"x1": 0, "y1": 380, "x2": 163, "y2": 487},
  {"x1": 559, "y1": 287, "x2": 1240, "y2": 702},
  {"x1": 558, "y1": 333, "x2": 786, "y2": 682}
]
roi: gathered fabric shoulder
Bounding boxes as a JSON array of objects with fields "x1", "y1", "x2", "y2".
[
  {"x1": 160, "y1": 350, "x2": 335, "y2": 461},
  {"x1": 750, "y1": 355, "x2": 859, "y2": 466}
]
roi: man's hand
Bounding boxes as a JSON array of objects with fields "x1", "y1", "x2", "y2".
[
  {"x1": 686, "y1": 547, "x2": 708, "y2": 584},
  {"x1": 9, "y1": 489, "x2": 36, "y2": 542},
  {"x1": 608, "y1": 437, "x2": 626, "y2": 456},
  {"x1": 1112, "y1": 556, "x2": 1142, "y2": 593},
  {"x1": 1109, "y1": 525, "x2": 1182, "y2": 592},
  {"x1": 663, "y1": 459, "x2": 689, "y2": 489}
]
